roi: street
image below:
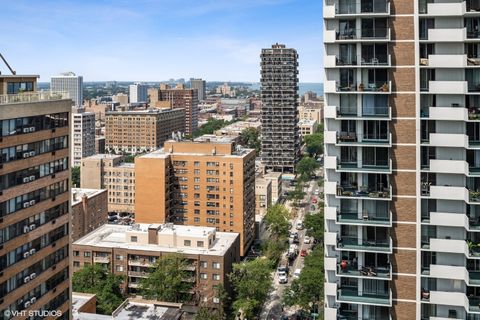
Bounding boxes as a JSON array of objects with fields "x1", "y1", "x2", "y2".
[{"x1": 260, "y1": 168, "x2": 324, "y2": 320}]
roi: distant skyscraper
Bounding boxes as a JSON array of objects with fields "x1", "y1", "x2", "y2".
[
  {"x1": 129, "y1": 82, "x2": 148, "y2": 103},
  {"x1": 190, "y1": 78, "x2": 206, "y2": 101},
  {"x1": 51, "y1": 71, "x2": 83, "y2": 107},
  {"x1": 260, "y1": 43, "x2": 300, "y2": 173},
  {"x1": 72, "y1": 107, "x2": 96, "y2": 167}
]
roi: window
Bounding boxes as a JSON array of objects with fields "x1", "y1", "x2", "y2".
[
  {"x1": 194, "y1": 209, "x2": 200, "y2": 215},
  {"x1": 213, "y1": 274, "x2": 220, "y2": 280},
  {"x1": 184, "y1": 240, "x2": 191, "y2": 246},
  {"x1": 212, "y1": 262, "x2": 221, "y2": 269},
  {"x1": 194, "y1": 217, "x2": 200, "y2": 222},
  {"x1": 200, "y1": 261, "x2": 208, "y2": 268},
  {"x1": 197, "y1": 241, "x2": 204, "y2": 247},
  {"x1": 73, "y1": 261, "x2": 80, "y2": 267},
  {"x1": 194, "y1": 177, "x2": 200, "y2": 183},
  {"x1": 131, "y1": 236, "x2": 138, "y2": 242},
  {"x1": 84, "y1": 252, "x2": 91, "y2": 257},
  {"x1": 194, "y1": 169, "x2": 200, "y2": 175},
  {"x1": 73, "y1": 251, "x2": 80, "y2": 257},
  {"x1": 116, "y1": 255, "x2": 124, "y2": 260},
  {"x1": 116, "y1": 265, "x2": 124, "y2": 272},
  {"x1": 194, "y1": 161, "x2": 200, "y2": 166},
  {"x1": 200, "y1": 273, "x2": 208, "y2": 280}
]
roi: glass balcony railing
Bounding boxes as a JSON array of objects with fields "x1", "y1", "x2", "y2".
[
  {"x1": 336, "y1": 28, "x2": 390, "y2": 40},
  {"x1": 337, "y1": 262, "x2": 392, "y2": 279},
  {"x1": 337, "y1": 183, "x2": 391, "y2": 199},
  {"x1": 337, "y1": 132, "x2": 391, "y2": 144},
  {"x1": 337, "y1": 236, "x2": 392, "y2": 252},
  {"x1": 337, "y1": 211, "x2": 391, "y2": 226},
  {"x1": 337, "y1": 287, "x2": 391, "y2": 305},
  {"x1": 336, "y1": 55, "x2": 389, "y2": 66},
  {"x1": 336, "y1": 1, "x2": 389, "y2": 15}
]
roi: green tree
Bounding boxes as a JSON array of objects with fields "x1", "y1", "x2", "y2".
[
  {"x1": 264, "y1": 204, "x2": 290, "y2": 239},
  {"x1": 71, "y1": 166, "x2": 81, "y2": 187},
  {"x1": 304, "y1": 211, "x2": 324, "y2": 242},
  {"x1": 72, "y1": 264, "x2": 125, "y2": 315},
  {"x1": 296, "y1": 156, "x2": 319, "y2": 181},
  {"x1": 288, "y1": 183, "x2": 306, "y2": 208},
  {"x1": 139, "y1": 254, "x2": 194, "y2": 303},
  {"x1": 303, "y1": 134, "x2": 323, "y2": 157},
  {"x1": 239, "y1": 127, "x2": 260, "y2": 153},
  {"x1": 229, "y1": 258, "x2": 272, "y2": 319},
  {"x1": 193, "y1": 118, "x2": 237, "y2": 138}
]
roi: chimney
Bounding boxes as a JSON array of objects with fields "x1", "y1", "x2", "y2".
[{"x1": 148, "y1": 225, "x2": 160, "y2": 244}]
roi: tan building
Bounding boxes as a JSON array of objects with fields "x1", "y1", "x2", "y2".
[
  {"x1": 112, "y1": 93, "x2": 128, "y2": 106},
  {"x1": 264, "y1": 172, "x2": 282, "y2": 204},
  {"x1": 298, "y1": 103, "x2": 324, "y2": 124},
  {"x1": 105, "y1": 108, "x2": 185, "y2": 154},
  {"x1": 80, "y1": 154, "x2": 135, "y2": 214},
  {"x1": 72, "y1": 223, "x2": 240, "y2": 306},
  {"x1": 255, "y1": 178, "x2": 272, "y2": 216},
  {"x1": 135, "y1": 136, "x2": 256, "y2": 256},
  {"x1": 149, "y1": 84, "x2": 199, "y2": 136},
  {"x1": 298, "y1": 119, "x2": 318, "y2": 136},
  {"x1": 71, "y1": 188, "x2": 108, "y2": 241},
  {"x1": 0, "y1": 75, "x2": 70, "y2": 317}
]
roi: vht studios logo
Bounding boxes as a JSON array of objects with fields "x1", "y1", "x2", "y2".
[{"x1": 4, "y1": 309, "x2": 62, "y2": 318}]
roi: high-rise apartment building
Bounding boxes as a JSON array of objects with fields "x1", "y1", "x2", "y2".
[
  {"x1": 135, "y1": 136, "x2": 256, "y2": 256},
  {"x1": 260, "y1": 44, "x2": 300, "y2": 173},
  {"x1": 0, "y1": 75, "x2": 71, "y2": 318},
  {"x1": 51, "y1": 72, "x2": 83, "y2": 107},
  {"x1": 80, "y1": 154, "x2": 135, "y2": 214},
  {"x1": 322, "y1": 1, "x2": 480, "y2": 319},
  {"x1": 105, "y1": 108, "x2": 185, "y2": 154},
  {"x1": 72, "y1": 108, "x2": 95, "y2": 167},
  {"x1": 129, "y1": 82, "x2": 148, "y2": 104},
  {"x1": 155, "y1": 84, "x2": 199, "y2": 136},
  {"x1": 190, "y1": 78, "x2": 206, "y2": 101}
]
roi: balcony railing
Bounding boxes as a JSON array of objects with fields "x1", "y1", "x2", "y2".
[
  {"x1": 335, "y1": 1, "x2": 389, "y2": 15},
  {"x1": 337, "y1": 183, "x2": 391, "y2": 199},
  {"x1": 337, "y1": 211, "x2": 391, "y2": 226},
  {"x1": 337, "y1": 287, "x2": 391, "y2": 305},
  {"x1": 337, "y1": 262, "x2": 392, "y2": 279},
  {"x1": 336, "y1": 55, "x2": 389, "y2": 66},
  {"x1": 336, "y1": 28, "x2": 390, "y2": 40},
  {"x1": 337, "y1": 132, "x2": 391, "y2": 144},
  {"x1": 337, "y1": 81, "x2": 390, "y2": 92},
  {"x1": 0, "y1": 91, "x2": 69, "y2": 105},
  {"x1": 337, "y1": 236, "x2": 392, "y2": 252}
]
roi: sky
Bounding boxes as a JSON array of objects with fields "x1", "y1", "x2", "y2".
[{"x1": 0, "y1": 0, "x2": 323, "y2": 83}]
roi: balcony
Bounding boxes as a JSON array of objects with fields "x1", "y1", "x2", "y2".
[
  {"x1": 326, "y1": 54, "x2": 391, "y2": 68},
  {"x1": 336, "y1": 183, "x2": 392, "y2": 201},
  {"x1": 325, "y1": 257, "x2": 337, "y2": 271},
  {"x1": 426, "y1": 133, "x2": 469, "y2": 148},
  {"x1": 128, "y1": 259, "x2": 154, "y2": 267},
  {"x1": 333, "y1": 105, "x2": 391, "y2": 120},
  {"x1": 424, "y1": 106, "x2": 468, "y2": 121},
  {"x1": 421, "y1": 54, "x2": 468, "y2": 68},
  {"x1": 337, "y1": 236, "x2": 392, "y2": 253},
  {"x1": 337, "y1": 211, "x2": 392, "y2": 227},
  {"x1": 335, "y1": 28, "x2": 391, "y2": 42},
  {"x1": 428, "y1": 238, "x2": 469, "y2": 256},
  {"x1": 93, "y1": 256, "x2": 110, "y2": 264},
  {"x1": 337, "y1": 263, "x2": 392, "y2": 280},
  {"x1": 0, "y1": 91, "x2": 70, "y2": 105},
  {"x1": 324, "y1": 1, "x2": 390, "y2": 18},
  {"x1": 128, "y1": 271, "x2": 149, "y2": 278},
  {"x1": 337, "y1": 287, "x2": 392, "y2": 306},
  {"x1": 428, "y1": 185, "x2": 469, "y2": 202},
  {"x1": 426, "y1": 28, "x2": 466, "y2": 42},
  {"x1": 427, "y1": 264, "x2": 480, "y2": 286},
  {"x1": 325, "y1": 231, "x2": 338, "y2": 246},
  {"x1": 428, "y1": 291, "x2": 468, "y2": 308},
  {"x1": 424, "y1": 1, "x2": 466, "y2": 16},
  {"x1": 337, "y1": 158, "x2": 392, "y2": 174},
  {"x1": 336, "y1": 132, "x2": 392, "y2": 147},
  {"x1": 427, "y1": 81, "x2": 468, "y2": 94},
  {"x1": 428, "y1": 159, "x2": 469, "y2": 175}
]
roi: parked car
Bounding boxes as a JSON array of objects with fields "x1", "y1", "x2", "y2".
[
  {"x1": 296, "y1": 221, "x2": 304, "y2": 230},
  {"x1": 304, "y1": 236, "x2": 311, "y2": 244},
  {"x1": 314, "y1": 189, "x2": 320, "y2": 195},
  {"x1": 293, "y1": 268, "x2": 302, "y2": 279},
  {"x1": 278, "y1": 271, "x2": 288, "y2": 284},
  {"x1": 300, "y1": 249, "x2": 307, "y2": 257}
]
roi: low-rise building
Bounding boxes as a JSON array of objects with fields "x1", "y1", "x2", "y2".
[
  {"x1": 298, "y1": 102, "x2": 323, "y2": 124},
  {"x1": 298, "y1": 119, "x2": 318, "y2": 136},
  {"x1": 105, "y1": 108, "x2": 185, "y2": 154},
  {"x1": 72, "y1": 223, "x2": 240, "y2": 306},
  {"x1": 213, "y1": 120, "x2": 261, "y2": 138},
  {"x1": 71, "y1": 188, "x2": 108, "y2": 241},
  {"x1": 80, "y1": 154, "x2": 135, "y2": 214},
  {"x1": 255, "y1": 178, "x2": 272, "y2": 216},
  {"x1": 264, "y1": 172, "x2": 283, "y2": 204}
]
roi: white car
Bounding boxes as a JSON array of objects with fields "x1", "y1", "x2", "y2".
[
  {"x1": 278, "y1": 271, "x2": 288, "y2": 284},
  {"x1": 314, "y1": 190, "x2": 320, "y2": 195},
  {"x1": 293, "y1": 268, "x2": 302, "y2": 279},
  {"x1": 304, "y1": 236, "x2": 311, "y2": 244},
  {"x1": 296, "y1": 221, "x2": 304, "y2": 230}
]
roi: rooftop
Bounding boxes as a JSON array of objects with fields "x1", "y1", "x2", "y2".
[
  {"x1": 83, "y1": 154, "x2": 122, "y2": 160},
  {"x1": 0, "y1": 91, "x2": 70, "y2": 105},
  {"x1": 106, "y1": 108, "x2": 183, "y2": 116},
  {"x1": 74, "y1": 223, "x2": 238, "y2": 256},
  {"x1": 72, "y1": 188, "x2": 106, "y2": 205}
]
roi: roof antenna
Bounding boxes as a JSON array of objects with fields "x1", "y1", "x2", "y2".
[{"x1": 0, "y1": 53, "x2": 16, "y2": 75}]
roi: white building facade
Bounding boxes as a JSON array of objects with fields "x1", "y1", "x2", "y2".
[
  {"x1": 129, "y1": 82, "x2": 148, "y2": 103},
  {"x1": 51, "y1": 72, "x2": 83, "y2": 107},
  {"x1": 72, "y1": 109, "x2": 95, "y2": 167}
]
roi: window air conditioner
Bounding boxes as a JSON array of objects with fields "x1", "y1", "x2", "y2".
[
  {"x1": 23, "y1": 226, "x2": 30, "y2": 233},
  {"x1": 30, "y1": 273, "x2": 36, "y2": 279},
  {"x1": 24, "y1": 276, "x2": 30, "y2": 283},
  {"x1": 23, "y1": 202, "x2": 30, "y2": 208},
  {"x1": 23, "y1": 177, "x2": 30, "y2": 183},
  {"x1": 29, "y1": 224, "x2": 36, "y2": 231},
  {"x1": 24, "y1": 301, "x2": 30, "y2": 308},
  {"x1": 30, "y1": 248, "x2": 36, "y2": 255},
  {"x1": 29, "y1": 200, "x2": 35, "y2": 206},
  {"x1": 23, "y1": 252, "x2": 30, "y2": 258}
]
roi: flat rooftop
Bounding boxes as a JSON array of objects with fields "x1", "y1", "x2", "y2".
[
  {"x1": 84, "y1": 154, "x2": 122, "y2": 160},
  {"x1": 106, "y1": 108, "x2": 182, "y2": 115},
  {"x1": 74, "y1": 223, "x2": 238, "y2": 256},
  {"x1": 72, "y1": 188, "x2": 106, "y2": 205}
]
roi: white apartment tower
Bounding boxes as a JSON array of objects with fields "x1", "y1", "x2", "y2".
[
  {"x1": 72, "y1": 108, "x2": 95, "y2": 167},
  {"x1": 129, "y1": 82, "x2": 148, "y2": 103},
  {"x1": 51, "y1": 72, "x2": 83, "y2": 107},
  {"x1": 324, "y1": 1, "x2": 480, "y2": 319},
  {"x1": 190, "y1": 78, "x2": 206, "y2": 101}
]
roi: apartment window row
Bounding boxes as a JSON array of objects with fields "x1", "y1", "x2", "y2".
[
  {"x1": 0, "y1": 136, "x2": 68, "y2": 164},
  {"x1": 0, "y1": 267, "x2": 69, "y2": 319},
  {"x1": 40, "y1": 287, "x2": 69, "y2": 316},
  {"x1": 0, "y1": 223, "x2": 68, "y2": 270},
  {"x1": 183, "y1": 240, "x2": 205, "y2": 247},
  {"x1": 199, "y1": 261, "x2": 221, "y2": 269},
  {"x1": 199, "y1": 273, "x2": 221, "y2": 281},
  {"x1": 0, "y1": 158, "x2": 68, "y2": 191},
  {"x1": 0, "y1": 180, "x2": 69, "y2": 217},
  {"x1": 6, "y1": 81, "x2": 34, "y2": 94},
  {"x1": 1, "y1": 112, "x2": 69, "y2": 137},
  {"x1": 0, "y1": 246, "x2": 68, "y2": 296}
]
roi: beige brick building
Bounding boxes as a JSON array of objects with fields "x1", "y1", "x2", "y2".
[
  {"x1": 80, "y1": 154, "x2": 135, "y2": 214},
  {"x1": 135, "y1": 136, "x2": 256, "y2": 256},
  {"x1": 72, "y1": 223, "x2": 240, "y2": 306},
  {"x1": 71, "y1": 188, "x2": 108, "y2": 241},
  {"x1": 105, "y1": 108, "x2": 185, "y2": 154}
]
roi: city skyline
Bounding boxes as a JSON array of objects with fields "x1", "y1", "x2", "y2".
[{"x1": 0, "y1": 0, "x2": 323, "y2": 82}]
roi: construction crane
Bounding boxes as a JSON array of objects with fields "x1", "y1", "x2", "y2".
[{"x1": 0, "y1": 53, "x2": 16, "y2": 75}]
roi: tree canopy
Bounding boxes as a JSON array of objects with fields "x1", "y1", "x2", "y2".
[
  {"x1": 264, "y1": 204, "x2": 291, "y2": 239},
  {"x1": 193, "y1": 118, "x2": 236, "y2": 138},
  {"x1": 139, "y1": 254, "x2": 194, "y2": 303},
  {"x1": 303, "y1": 123, "x2": 324, "y2": 157},
  {"x1": 296, "y1": 156, "x2": 319, "y2": 181},
  {"x1": 72, "y1": 264, "x2": 125, "y2": 315},
  {"x1": 239, "y1": 127, "x2": 260, "y2": 153},
  {"x1": 229, "y1": 258, "x2": 272, "y2": 319},
  {"x1": 304, "y1": 210, "x2": 324, "y2": 243},
  {"x1": 71, "y1": 166, "x2": 80, "y2": 187}
]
